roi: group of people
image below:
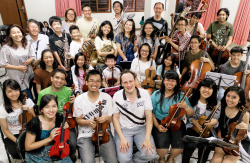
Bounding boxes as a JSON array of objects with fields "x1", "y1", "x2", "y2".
[{"x1": 0, "y1": 1, "x2": 249, "y2": 163}]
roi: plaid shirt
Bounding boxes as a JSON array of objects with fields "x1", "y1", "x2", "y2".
[{"x1": 172, "y1": 30, "x2": 191, "y2": 60}]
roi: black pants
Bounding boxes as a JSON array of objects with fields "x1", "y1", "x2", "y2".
[
  {"x1": 4, "y1": 134, "x2": 20, "y2": 159},
  {"x1": 182, "y1": 128, "x2": 214, "y2": 163},
  {"x1": 69, "y1": 128, "x2": 77, "y2": 162}
]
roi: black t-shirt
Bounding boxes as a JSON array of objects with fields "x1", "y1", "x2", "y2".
[
  {"x1": 49, "y1": 33, "x2": 71, "y2": 65},
  {"x1": 146, "y1": 16, "x2": 168, "y2": 37}
]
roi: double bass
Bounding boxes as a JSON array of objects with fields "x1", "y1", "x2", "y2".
[
  {"x1": 107, "y1": 67, "x2": 117, "y2": 87},
  {"x1": 65, "y1": 84, "x2": 76, "y2": 129},
  {"x1": 223, "y1": 106, "x2": 248, "y2": 156},
  {"x1": 49, "y1": 104, "x2": 70, "y2": 160},
  {"x1": 19, "y1": 92, "x2": 34, "y2": 133},
  {"x1": 161, "y1": 89, "x2": 191, "y2": 131},
  {"x1": 192, "y1": 104, "x2": 221, "y2": 138},
  {"x1": 182, "y1": 41, "x2": 211, "y2": 95},
  {"x1": 141, "y1": 56, "x2": 156, "y2": 94}
]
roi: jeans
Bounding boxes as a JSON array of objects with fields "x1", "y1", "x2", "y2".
[
  {"x1": 114, "y1": 125, "x2": 156, "y2": 163},
  {"x1": 21, "y1": 88, "x2": 32, "y2": 99},
  {"x1": 69, "y1": 128, "x2": 77, "y2": 162},
  {"x1": 77, "y1": 131, "x2": 117, "y2": 163}
]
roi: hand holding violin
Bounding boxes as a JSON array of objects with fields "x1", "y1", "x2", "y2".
[
  {"x1": 235, "y1": 122, "x2": 248, "y2": 130},
  {"x1": 191, "y1": 119, "x2": 203, "y2": 132},
  {"x1": 69, "y1": 95, "x2": 75, "y2": 104},
  {"x1": 165, "y1": 36, "x2": 172, "y2": 43},
  {"x1": 141, "y1": 138, "x2": 156, "y2": 156},
  {"x1": 95, "y1": 115, "x2": 109, "y2": 123},
  {"x1": 177, "y1": 101, "x2": 189, "y2": 110},
  {"x1": 89, "y1": 118, "x2": 97, "y2": 128},
  {"x1": 49, "y1": 128, "x2": 60, "y2": 141},
  {"x1": 157, "y1": 124, "x2": 168, "y2": 132}
]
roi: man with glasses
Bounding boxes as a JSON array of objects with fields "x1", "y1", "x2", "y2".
[
  {"x1": 73, "y1": 69, "x2": 117, "y2": 162},
  {"x1": 76, "y1": 4, "x2": 99, "y2": 40}
]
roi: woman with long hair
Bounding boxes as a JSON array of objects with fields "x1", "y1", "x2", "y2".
[
  {"x1": 211, "y1": 86, "x2": 249, "y2": 163},
  {"x1": 62, "y1": 8, "x2": 77, "y2": 34},
  {"x1": 34, "y1": 49, "x2": 58, "y2": 93},
  {"x1": 182, "y1": 78, "x2": 219, "y2": 163},
  {"x1": 0, "y1": 79, "x2": 35, "y2": 159},
  {"x1": 115, "y1": 19, "x2": 139, "y2": 64},
  {"x1": 0, "y1": 24, "x2": 34, "y2": 98},
  {"x1": 151, "y1": 70, "x2": 194, "y2": 163}
]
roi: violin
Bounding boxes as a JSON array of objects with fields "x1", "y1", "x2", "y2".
[
  {"x1": 141, "y1": 57, "x2": 156, "y2": 94},
  {"x1": 49, "y1": 104, "x2": 70, "y2": 160},
  {"x1": 65, "y1": 84, "x2": 76, "y2": 129},
  {"x1": 161, "y1": 89, "x2": 191, "y2": 131},
  {"x1": 82, "y1": 72, "x2": 88, "y2": 92},
  {"x1": 92, "y1": 101, "x2": 109, "y2": 145},
  {"x1": 107, "y1": 67, "x2": 117, "y2": 87},
  {"x1": 19, "y1": 92, "x2": 34, "y2": 133},
  {"x1": 192, "y1": 104, "x2": 221, "y2": 138},
  {"x1": 223, "y1": 106, "x2": 248, "y2": 156},
  {"x1": 182, "y1": 41, "x2": 211, "y2": 96},
  {"x1": 209, "y1": 25, "x2": 230, "y2": 67}
]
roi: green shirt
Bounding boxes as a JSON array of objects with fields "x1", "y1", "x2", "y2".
[
  {"x1": 207, "y1": 21, "x2": 233, "y2": 46},
  {"x1": 37, "y1": 86, "x2": 71, "y2": 113}
]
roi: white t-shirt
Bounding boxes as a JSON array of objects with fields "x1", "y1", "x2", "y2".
[
  {"x1": 130, "y1": 58, "x2": 156, "y2": 83},
  {"x1": 76, "y1": 17, "x2": 99, "y2": 39},
  {"x1": 0, "y1": 98, "x2": 34, "y2": 137},
  {"x1": 102, "y1": 66, "x2": 121, "y2": 83},
  {"x1": 73, "y1": 92, "x2": 113, "y2": 138},
  {"x1": 113, "y1": 88, "x2": 153, "y2": 129},
  {"x1": 70, "y1": 38, "x2": 84, "y2": 57}
]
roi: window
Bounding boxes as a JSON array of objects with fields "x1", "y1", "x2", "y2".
[
  {"x1": 175, "y1": 0, "x2": 202, "y2": 18},
  {"x1": 81, "y1": 0, "x2": 111, "y2": 13},
  {"x1": 123, "y1": 0, "x2": 145, "y2": 12}
]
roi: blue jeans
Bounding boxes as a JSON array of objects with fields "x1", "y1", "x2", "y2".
[
  {"x1": 21, "y1": 88, "x2": 32, "y2": 99},
  {"x1": 77, "y1": 132, "x2": 117, "y2": 163},
  {"x1": 114, "y1": 125, "x2": 156, "y2": 163}
]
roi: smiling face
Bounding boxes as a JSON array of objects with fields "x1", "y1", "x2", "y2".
[
  {"x1": 9, "y1": 27, "x2": 23, "y2": 43},
  {"x1": 190, "y1": 38, "x2": 201, "y2": 50},
  {"x1": 164, "y1": 78, "x2": 177, "y2": 91},
  {"x1": 225, "y1": 91, "x2": 240, "y2": 108},
  {"x1": 113, "y1": 2, "x2": 122, "y2": 14},
  {"x1": 177, "y1": 20, "x2": 187, "y2": 32},
  {"x1": 66, "y1": 9, "x2": 75, "y2": 22},
  {"x1": 43, "y1": 51, "x2": 54, "y2": 67},
  {"x1": 164, "y1": 56, "x2": 173, "y2": 67},
  {"x1": 51, "y1": 21, "x2": 62, "y2": 32},
  {"x1": 105, "y1": 58, "x2": 116, "y2": 69},
  {"x1": 121, "y1": 73, "x2": 136, "y2": 94},
  {"x1": 41, "y1": 99, "x2": 58, "y2": 119},
  {"x1": 230, "y1": 52, "x2": 243, "y2": 65},
  {"x1": 200, "y1": 86, "x2": 213, "y2": 99},
  {"x1": 154, "y1": 3, "x2": 164, "y2": 17},
  {"x1": 76, "y1": 55, "x2": 85, "y2": 68},
  {"x1": 101, "y1": 24, "x2": 111, "y2": 36},
  {"x1": 51, "y1": 72, "x2": 66, "y2": 89},
  {"x1": 144, "y1": 24, "x2": 154, "y2": 36},
  {"x1": 124, "y1": 21, "x2": 133, "y2": 33},
  {"x1": 6, "y1": 86, "x2": 20, "y2": 102},
  {"x1": 140, "y1": 45, "x2": 150, "y2": 60},
  {"x1": 217, "y1": 10, "x2": 228, "y2": 23},
  {"x1": 28, "y1": 22, "x2": 39, "y2": 37},
  {"x1": 87, "y1": 74, "x2": 102, "y2": 92},
  {"x1": 83, "y1": 6, "x2": 92, "y2": 19},
  {"x1": 190, "y1": 15, "x2": 199, "y2": 24},
  {"x1": 70, "y1": 29, "x2": 81, "y2": 40}
]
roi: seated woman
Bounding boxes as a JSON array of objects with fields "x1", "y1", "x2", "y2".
[
  {"x1": 151, "y1": 70, "x2": 194, "y2": 163},
  {"x1": 25, "y1": 94, "x2": 72, "y2": 162},
  {"x1": 130, "y1": 43, "x2": 156, "y2": 86},
  {"x1": 211, "y1": 86, "x2": 249, "y2": 163},
  {"x1": 0, "y1": 79, "x2": 35, "y2": 159},
  {"x1": 34, "y1": 49, "x2": 58, "y2": 94}
]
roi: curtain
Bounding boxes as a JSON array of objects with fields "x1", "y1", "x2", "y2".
[
  {"x1": 55, "y1": 0, "x2": 82, "y2": 17},
  {"x1": 232, "y1": 0, "x2": 250, "y2": 45},
  {"x1": 199, "y1": 0, "x2": 220, "y2": 31}
]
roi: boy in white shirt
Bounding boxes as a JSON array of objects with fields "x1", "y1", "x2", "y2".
[{"x1": 69, "y1": 25, "x2": 84, "y2": 59}]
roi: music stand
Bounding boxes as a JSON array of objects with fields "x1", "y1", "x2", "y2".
[
  {"x1": 205, "y1": 72, "x2": 237, "y2": 91},
  {"x1": 183, "y1": 136, "x2": 239, "y2": 163},
  {"x1": 119, "y1": 61, "x2": 132, "y2": 70}
]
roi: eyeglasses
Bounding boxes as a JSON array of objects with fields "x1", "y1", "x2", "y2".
[
  {"x1": 88, "y1": 80, "x2": 101, "y2": 83},
  {"x1": 141, "y1": 50, "x2": 149, "y2": 53},
  {"x1": 67, "y1": 13, "x2": 75, "y2": 16},
  {"x1": 190, "y1": 41, "x2": 199, "y2": 44}
]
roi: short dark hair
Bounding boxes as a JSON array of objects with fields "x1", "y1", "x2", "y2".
[
  {"x1": 82, "y1": 4, "x2": 91, "y2": 10},
  {"x1": 69, "y1": 25, "x2": 79, "y2": 34},
  {"x1": 43, "y1": 21, "x2": 49, "y2": 25},
  {"x1": 120, "y1": 69, "x2": 137, "y2": 84},
  {"x1": 178, "y1": 17, "x2": 188, "y2": 25},
  {"x1": 40, "y1": 49, "x2": 58, "y2": 70},
  {"x1": 113, "y1": 1, "x2": 123, "y2": 11},
  {"x1": 49, "y1": 16, "x2": 62, "y2": 26},
  {"x1": 105, "y1": 54, "x2": 116, "y2": 62},
  {"x1": 191, "y1": 12, "x2": 202, "y2": 19},
  {"x1": 230, "y1": 46, "x2": 243, "y2": 54},
  {"x1": 190, "y1": 35, "x2": 201, "y2": 43},
  {"x1": 217, "y1": 8, "x2": 230, "y2": 20},
  {"x1": 154, "y1": 2, "x2": 164, "y2": 9},
  {"x1": 86, "y1": 69, "x2": 102, "y2": 81},
  {"x1": 39, "y1": 94, "x2": 58, "y2": 112},
  {"x1": 27, "y1": 19, "x2": 40, "y2": 28},
  {"x1": 138, "y1": 43, "x2": 152, "y2": 61},
  {"x1": 51, "y1": 68, "x2": 67, "y2": 78}
]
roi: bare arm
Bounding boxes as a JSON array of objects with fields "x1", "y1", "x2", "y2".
[
  {"x1": 181, "y1": 67, "x2": 188, "y2": 76},
  {"x1": 144, "y1": 110, "x2": 153, "y2": 140},
  {"x1": 96, "y1": 49, "x2": 115, "y2": 57},
  {"x1": 116, "y1": 43, "x2": 127, "y2": 60},
  {"x1": 53, "y1": 51, "x2": 63, "y2": 67},
  {"x1": 36, "y1": 84, "x2": 41, "y2": 94},
  {"x1": 0, "y1": 118, "x2": 17, "y2": 142}
]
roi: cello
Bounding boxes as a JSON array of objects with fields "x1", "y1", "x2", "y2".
[
  {"x1": 141, "y1": 56, "x2": 156, "y2": 94},
  {"x1": 49, "y1": 104, "x2": 70, "y2": 160},
  {"x1": 19, "y1": 92, "x2": 34, "y2": 133},
  {"x1": 209, "y1": 25, "x2": 230, "y2": 67},
  {"x1": 107, "y1": 67, "x2": 117, "y2": 87},
  {"x1": 161, "y1": 89, "x2": 191, "y2": 131},
  {"x1": 182, "y1": 41, "x2": 211, "y2": 95},
  {"x1": 192, "y1": 104, "x2": 221, "y2": 138},
  {"x1": 65, "y1": 84, "x2": 76, "y2": 129},
  {"x1": 223, "y1": 106, "x2": 248, "y2": 156}
]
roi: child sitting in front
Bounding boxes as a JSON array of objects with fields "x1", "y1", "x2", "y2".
[
  {"x1": 102, "y1": 54, "x2": 121, "y2": 88},
  {"x1": 69, "y1": 25, "x2": 84, "y2": 59}
]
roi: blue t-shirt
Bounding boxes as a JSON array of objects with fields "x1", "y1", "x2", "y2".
[
  {"x1": 151, "y1": 90, "x2": 193, "y2": 120},
  {"x1": 115, "y1": 32, "x2": 136, "y2": 64}
]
